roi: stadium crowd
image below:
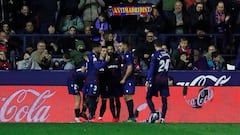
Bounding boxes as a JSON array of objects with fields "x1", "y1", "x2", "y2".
[{"x1": 0, "y1": 0, "x2": 240, "y2": 73}]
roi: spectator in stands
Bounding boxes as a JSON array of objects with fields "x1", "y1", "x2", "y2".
[
  {"x1": 44, "y1": 24, "x2": 62, "y2": 56},
  {"x1": 166, "y1": 0, "x2": 190, "y2": 49},
  {"x1": 59, "y1": 26, "x2": 79, "y2": 53},
  {"x1": 52, "y1": 60, "x2": 63, "y2": 70},
  {"x1": 59, "y1": 0, "x2": 80, "y2": 17},
  {"x1": 190, "y1": 26, "x2": 212, "y2": 53},
  {"x1": 136, "y1": 31, "x2": 156, "y2": 72},
  {"x1": 175, "y1": 52, "x2": 193, "y2": 70},
  {"x1": 0, "y1": 31, "x2": 8, "y2": 53},
  {"x1": 78, "y1": 0, "x2": 105, "y2": 27},
  {"x1": 207, "y1": 50, "x2": 226, "y2": 70},
  {"x1": 120, "y1": 0, "x2": 138, "y2": 34},
  {"x1": 210, "y1": 1, "x2": 231, "y2": 54},
  {"x1": 100, "y1": 31, "x2": 120, "y2": 52},
  {"x1": 204, "y1": 45, "x2": 225, "y2": 67},
  {"x1": 70, "y1": 40, "x2": 86, "y2": 67},
  {"x1": 0, "y1": 0, "x2": 15, "y2": 27},
  {"x1": 161, "y1": 0, "x2": 178, "y2": 13},
  {"x1": 14, "y1": 5, "x2": 32, "y2": 33},
  {"x1": 1, "y1": 21, "x2": 15, "y2": 35},
  {"x1": 188, "y1": 2, "x2": 209, "y2": 33},
  {"x1": 58, "y1": 9, "x2": 84, "y2": 34},
  {"x1": 104, "y1": 1, "x2": 122, "y2": 33},
  {"x1": 0, "y1": 51, "x2": 12, "y2": 70},
  {"x1": 187, "y1": 0, "x2": 208, "y2": 15},
  {"x1": 31, "y1": 0, "x2": 60, "y2": 33},
  {"x1": 171, "y1": 37, "x2": 192, "y2": 69},
  {"x1": 1, "y1": 26, "x2": 22, "y2": 67},
  {"x1": 16, "y1": 52, "x2": 41, "y2": 70},
  {"x1": 19, "y1": 21, "x2": 39, "y2": 49},
  {"x1": 31, "y1": 41, "x2": 52, "y2": 70},
  {"x1": 92, "y1": 12, "x2": 109, "y2": 42},
  {"x1": 136, "y1": 14, "x2": 154, "y2": 40},
  {"x1": 62, "y1": 52, "x2": 75, "y2": 70},
  {"x1": 192, "y1": 49, "x2": 209, "y2": 70},
  {"x1": 81, "y1": 25, "x2": 94, "y2": 51},
  {"x1": 150, "y1": 7, "x2": 166, "y2": 37}
]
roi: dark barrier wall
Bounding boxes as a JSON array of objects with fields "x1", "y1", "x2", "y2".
[{"x1": 0, "y1": 70, "x2": 240, "y2": 86}]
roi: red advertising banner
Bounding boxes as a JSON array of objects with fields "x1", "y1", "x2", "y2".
[{"x1": 0, "y1": 86, "x2": 239, "y2": 123}]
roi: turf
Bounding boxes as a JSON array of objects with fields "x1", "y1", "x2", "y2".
[{"x1": 0, "y1": 123, "x2": 239, "y2": 135}]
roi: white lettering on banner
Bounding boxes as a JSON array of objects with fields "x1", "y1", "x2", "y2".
[
  {"x1": 176, "y1": 75, "x2": 231, "y2": 86},
  {"x1": 0, "y1": 89, "x2": 56, "y2": 122}
]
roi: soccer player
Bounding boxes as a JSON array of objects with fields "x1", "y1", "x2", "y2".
[
  {"x1": 98, "y1": 46, "x2": 110, "y2": 121},
  {"x1": 106, "y1": 44, "x2": 123, "y2": 122},
  {"x1": 85, "y1": 43, "x2": 109, "y2": 121},
  {"x1": 66, "y1": 62, "x2": 87, "y2": 122},
  {"x1": 119, "y1": 42, "x2": 136, "y2": 122},
  {"x1": 145, "y1": 40, "x2": 170, "y2": 123}
]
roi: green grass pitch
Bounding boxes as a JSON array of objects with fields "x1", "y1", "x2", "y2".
[{"x1": 0, "y1": 123, "x2": 240, "y2": 135}]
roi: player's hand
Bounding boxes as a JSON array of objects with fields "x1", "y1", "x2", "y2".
[
  {"x1": 120, "y1": 79, "x2": 125, "y2": 84},
  {"x1": 145, "y1": 81, "x2": 150, "y2": 88},
  {"x1": 105, "y1": 54, "x2": 110, "y2": 62}
]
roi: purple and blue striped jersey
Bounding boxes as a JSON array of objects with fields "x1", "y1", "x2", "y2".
[
  {"x1": 85, "y1": 52, "x2": 107, "y2": 83},
  {"x1": 146, "y1": 50, "x2": 170, "y2": 83}
]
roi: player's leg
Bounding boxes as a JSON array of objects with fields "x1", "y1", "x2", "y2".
[
  {"x1": 88, "y1": 96, "x2": 98, "y2": 120},
  {"x1": 160, "y1": 96, "x2": 167, "y2": 123},
  {"x1": 146, "y1": 84, "x2": 160, "y2": 123},
  {"x1": 115, "y1": 97, "x2": 121, "y2": 119},
  {"x1": 99, "y1": 98, "x2": 107, "y2": 120},
  {"x1": 74, "y1": 94, "x2": 81, "y2": 122},
  {"x1": 159, "y1": 85, "x2": 170, "y2": 123},
  {"x1": 146, "y1": 93, "x2": 155, "y2": 113},
  {"x1": 109, "y1": 97, "x2": 116, "y2": 118},
  {"x1": 80, "y1": 94, "x2": 88, "y2": 120},
  {"x1": 124, "y1": 94, "x2": 135, "y2": 122}
]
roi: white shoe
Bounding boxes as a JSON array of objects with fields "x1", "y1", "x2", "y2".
[
  {"x1": 160, "y1": 118, "x2": 165, "y2": 124},
  {"x1": 149, "y1": 112, "x2": 159, "y2": 123},
  {"x1": 75, "y1": 117, "x2": 81, "y2": 123}
]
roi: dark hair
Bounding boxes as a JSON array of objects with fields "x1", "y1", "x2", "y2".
[
  {"x1": 153, "y1": 39, "x2": 162, "y2": 47},
  {"x1": 121, "y1": 41, "x2": 131, "y2": 48},
  {"x1": 91, "y1": 42, "x2": 101, "y2": 49},
  {"x1": 63, "y1": 52, "x2": 71, "y2": 59},
  {"x1": 212, "y1": 51, "x2": 219, "y2": 58}
]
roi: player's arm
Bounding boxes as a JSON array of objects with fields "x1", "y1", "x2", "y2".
[
  {"x1": 93, "y1": 55, "x2": 110, "y2": 69},
  {"x1": 120, "y1": 64, "x2": 133, "y2": 84},
  {"x1": 145, "y1": 54, "x2": 155, "y2": 87}
]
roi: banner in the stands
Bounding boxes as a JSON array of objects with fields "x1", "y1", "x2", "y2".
[{"x1": 108, "y1": 5, "x2": 153, "y2": 16}]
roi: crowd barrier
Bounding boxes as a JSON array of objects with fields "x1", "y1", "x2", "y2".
[{"x1": 0, "y1": 70, "x2": 240, "y2": 123}]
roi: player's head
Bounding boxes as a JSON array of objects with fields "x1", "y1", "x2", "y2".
[
  {"x1": 92, "y1": 42, "x2": 102, "y2": 54},
  {"x1": 119, "y1": 41, "x2": 130, "y2": 53},
  {"x1": 100, "y1": 46, "x2": 107, "y2": 58},
  {"x1": 106, "y1": 44, "x2": 115, "y2": 55},
  {"x1": 153, "y1": 39, "x2": 162, "y2": 50}
]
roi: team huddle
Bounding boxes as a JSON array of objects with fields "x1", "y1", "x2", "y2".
[{"x1": 67, "y1": 40, "x2": 170, "y2": 123}]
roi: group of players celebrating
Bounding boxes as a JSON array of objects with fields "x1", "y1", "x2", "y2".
[{"x1": 67, "y1": 40, "x2": 170, "y2": 123}]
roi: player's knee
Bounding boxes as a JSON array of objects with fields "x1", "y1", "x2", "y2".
[{"x1": 124, "y1": 95, "x2": 132, "y2": 101}]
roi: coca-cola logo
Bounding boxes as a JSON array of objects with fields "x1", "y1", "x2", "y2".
[
  {"x1": 0, "y1": 89, "x2": 56, "y2": 122},
  {"x1": 176, "y1": 75, "x2": 231, "y2": 86},
  {"x1": 184, "y1": 87, "x2": 214, "y2": 108}
]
